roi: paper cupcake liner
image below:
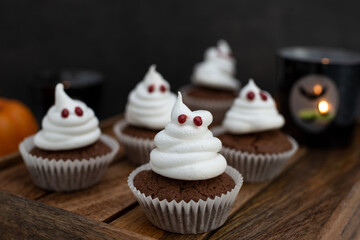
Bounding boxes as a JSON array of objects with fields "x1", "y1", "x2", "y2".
[
  {"x1": 212, "y1": 127, "x2": 298, "y2": 183},
  {"x1": 181, "y1": 85, "x2": 235, "y2": 124},
  {"x1": 113, "y1": 120, "x2": 155, "y2": 166},
  {"x1": 19, "y1": 134, "x2": 119, "y2": 192},
  {"x1": 128, "y1": 163, "x2": 243, "y2": 234}
]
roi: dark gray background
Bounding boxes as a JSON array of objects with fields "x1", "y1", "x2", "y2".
[{"x1": 1, "y1": 0, "x2": 359, "y2": 120}]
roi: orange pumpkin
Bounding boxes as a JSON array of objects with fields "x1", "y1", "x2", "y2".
[{"x1": 0, "y1": 98, "x2": 38, "y2": 156}]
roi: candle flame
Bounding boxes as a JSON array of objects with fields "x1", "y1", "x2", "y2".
[
  {"x1": 313, "y1": 84, "x2": 323, "y2": 96},
  {"x1": 318, "y1": 100, "x2": 329, "y2": 114}
]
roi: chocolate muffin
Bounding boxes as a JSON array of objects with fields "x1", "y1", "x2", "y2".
[
  {"x1": 181, "y1": 40, "x2": 240, "y2": 124},
  {"x1": 113, "y1": 65, "x2": 176, "y2": 165},
  {"x1": 30, "y1": 140, "x2": 111, "y2": 161},
  {"x1": 185, "y1": 85, "x2": 238, "y2": 100},
  {"x1": 218, "y1": 130, "x2": 292, "y2": 154},
  {"x1": 121, "y1": 125, "x2": 158, "y2": 140},
  {"x1": 215, "y1": 79, "x2": 298, "y2": 183},
  {"x1": 133, "y1": 170, "x2": 235, "y2": 203},
  {"x1": 19, "y1": 83, "x2": 119, "y2": 192},
  {"x1": 127, "y1": 92, "x2": 243, "y2": 234}
]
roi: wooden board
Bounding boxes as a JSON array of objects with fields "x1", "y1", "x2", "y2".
[{"x1": 1, "y1": 115, "x2": 360, "y2": 239}]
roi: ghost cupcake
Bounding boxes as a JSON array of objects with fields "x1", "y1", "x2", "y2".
[
  {"x1": 19, "y1": 83, "x2": 119, "y2": 192},
  {"x1": 113, "y1": 65, "x2": 176, "y2": 165},
  {"x1": 128, "y1": 92, "x2": 243, "y2": 234},
  {"x1": 214, "y1": 79, "x2": 298, "y2": 182},
  {"x1": 182, "y1": 40, "x2": 240, "y2": 123}
]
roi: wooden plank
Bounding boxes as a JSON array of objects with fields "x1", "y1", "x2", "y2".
[
  {"x1": 0, "y1": 191, "x2": 153, "y2": 240},
  {"x1": 318, "y1": 179, "x2": 360, "y2": 240},
  {"x1": 111, "y1": 206, "x2": 164, "y2": 239},
  {"x1": 229, "y1": 147, "x2": 307, "y2": 215},
  {"x1": 111, "y1": 148, "x2": 307, "y2": 239},
  {"x1": 0, "y1": 162, "x2": 47, "y2": 199},
  {"x1": 206, "y1": 135, "x2": 360, "y2": 239},
  {"x1": 0, "y1": 152, "x2": 22, "y2": 170},
  {"x1": 38, "y1": 160, "x2": 137, "y2": 222},
  {"x1": 1, "y1": 112, "x2": 360, "y2": 239}
]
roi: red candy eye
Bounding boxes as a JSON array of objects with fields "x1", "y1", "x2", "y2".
[
  {"x1": 178, "y1": 114, "x2": 187, "y2": 124},
  {"x1": 61, "y1": 108, "x2": 69, "y2": 118},
  {"x1": 247, "y1": 91, "x2": 255, "y2": 100},
  {"x1": 260, "y1": 92, "x2": 268, "y2": 101},
  {"x1": 75, "y1": 106, "x2": 83, "y2": 116},
  {"x1": 160, "y1": 85, "x2": 166, "y2": 92},
  {"x1": 193, "y1": 116, "x2": 202, "y2": 126},
  {"x1": 148, "y1": 84, "x2": 155, "y2": 93}
]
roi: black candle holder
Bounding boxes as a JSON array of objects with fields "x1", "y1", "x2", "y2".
[{"x1": 277, "y1": 47, "x2": 360, "y2": 147}]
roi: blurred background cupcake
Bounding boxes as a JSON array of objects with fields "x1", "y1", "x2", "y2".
[
  {"x1": 128, "y1": 92, "x2": 243, "y2": 234},
  {"x1": 113, "y1": 65, "x2": 176, "y2": 165},
  {"x1": 214, "y1": 79, "x2": 298, "y2": 182},
  {"x1": 19, "y1": 83, "x2": 119, "y2": 191},
  {"x1": 182, "y1": 40, "x2": 241, "y2": 124}
]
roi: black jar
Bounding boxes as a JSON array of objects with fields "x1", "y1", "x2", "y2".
[{"x1": 277, "y1": 47, "x2": 360, "y2": 147}]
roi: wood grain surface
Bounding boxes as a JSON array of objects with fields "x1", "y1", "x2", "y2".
[
  {"x1": 0, "y1": 160, "x2": 47, "y2": 199},
  {"x1": 38, "y1": 160, "x2": 135, "y2": 222},
  {"x1": 0, "y1": 115, "x2": 360, "y2": 239},
  {"x1": 0, "y1": 191, "x2": 152, "y2": 240},
  {"x1": 318, "y1": 180, "x2": 360, "y2": 240}
]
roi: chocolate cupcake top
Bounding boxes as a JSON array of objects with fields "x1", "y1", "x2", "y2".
[
  {"x1": 150, "y1": 92, "x2": 227, "y2": 180},
  {"x1": 34, "y1": 83, "x2": 101, "y2": 151},
  {"x1": 125, "y1": 65, "x2": 176, "y2": 130},
  {"x1": 222, "y1": 79, "x2": 284, "y2": 134},
  {"x1": 191, "y1": 39, "x2": 240, "y2": 91}
]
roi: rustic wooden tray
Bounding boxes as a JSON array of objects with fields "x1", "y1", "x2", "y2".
[{"x1": 1, "y1": 115, "x2": 360, "y2": 239}]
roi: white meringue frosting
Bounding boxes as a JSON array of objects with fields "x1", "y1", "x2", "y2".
[
  {"x1": 191, "y1": 39, "x2": 240, "y2": 90},
  {"x1": 125, "y1": 65, "x2": 176, "y2": 130},
  {"x1": 34, "y1": 83, "x2": 101, "y2": 150},
  {"x1": 150, "y1": 92, "x2": 227, "y2": 180},
  {"x1": 223, "y1": 79, "x2": 285, "y2": 134}
]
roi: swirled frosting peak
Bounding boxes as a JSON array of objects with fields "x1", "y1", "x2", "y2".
[
  {"x1": 223, "y1": 79, "x2": 285, "y2": 134},
  {"x1": 150, "y1": 92, "x2": 227, "y2": 180},
  {"x1": 191, "y1": 39, "x2": 240, "y2": 90},
  {"x1": 34, "y1": 83, "x2": 101, "y2": 151},
  {"x1": 125, "y1": 65, "x2": 176, "y2": 130}
]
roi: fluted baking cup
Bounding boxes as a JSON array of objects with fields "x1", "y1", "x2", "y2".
[
  {"x1": 19, "y1": 134, "x2": 119, "y2": 192},
  {"x1": 212, "y1": 127, "x2": 298, "y2": 183},
  {"x1": 128, "y1": 163, "x2": 243, "y2": 234},
  {"x1": 181, "y1": 85, "x2": 235, "y2": 124},
  {"x1": 113, "y1": 120, "x2": 155, "y2": 166}
]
